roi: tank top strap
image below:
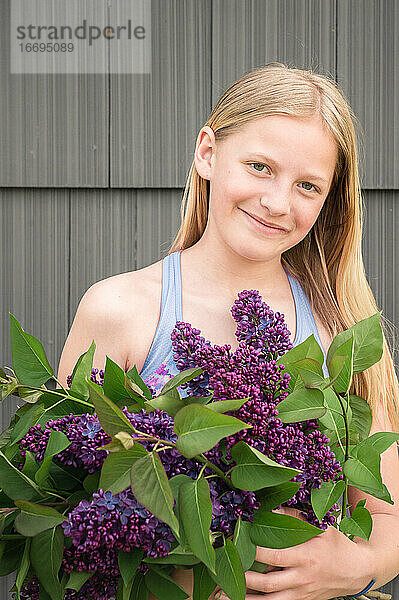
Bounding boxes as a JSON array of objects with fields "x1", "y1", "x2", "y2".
[
  {"x1": 283, "y1": 264, "x2": 328, "y2": 375},
  {"x1": 139, "y1": 251, "x2": 182, "y2": 380}
]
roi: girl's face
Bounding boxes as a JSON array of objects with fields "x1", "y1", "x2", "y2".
[{"x1": 194, "y1": 114, "x2": 338, "y2": 262}]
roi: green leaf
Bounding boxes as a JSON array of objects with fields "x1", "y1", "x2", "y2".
[
  {"x1": 179, "y1": 477, "x2": 216, "y2": 574},
  {"x1": 319, "y1": 386, "x2": 349, "y2": 440},
  {"x1": 249, "y1": 560, "x2": 270, "y2": 573},
  {"x1": 15, "y1": 538, "x2": 31, "y2": 597},
  {"x1": 35, "y1": 392, "x2": 93, "y2": 422},
  {"x1": 277, "y1": 335, "x2": 325, "y2": 370},
  {"x1": 276, "y1": 388, "x2": 326, "y2": 423},
  {"x1": 349, "y1": 395, "x2": 372, "y2": 441},
  {"x1": 339, "y1": 501, "x2": 372, "y2": 541},
  {"x1": 205, "y1": 397, "x2": 251, "y2": 414},
  {"x1": 83, "y1": 471, "x2": 100, "y2": 494},
  {"x1": 15, "y1": 386, "x2": 44, "y2": 404},
  {"x1": 250, "y1": 510, "x2": 324, "y2": 549},
  {"x1": 130, "y1": 572, "x2": 149, "y2": 600},
  {"x1": 310, "y1": 480, "x2": 346, "y2": 523},
  {"x1": 130, "y1": 452, "x2": 179, "y2": 539},
  {"x1": 86, "y1": 377, "x2": 135, "y2": 437},
  {"x1": 322, "y1": 424, "x2": 360, "y2": 448},
  {"x1": 69, "y1": 341, "x2": 96, "y2": 401},
  {"x1": 65, "y1": 570, "x2": 92, "y2": 591},
  {"x1": 126, "y1": 365, "x2": 153, "y2": 401},
  {"x1": 123, "y1": 375, "x2": 147, "y2": 409},
  {"x1": 193, "y1": 563, "x2": 217, "y2": 600},
  {"x1": 183, "y1": 390, "x2": 215, "y2": 406},
  {"x1": 113, "y1": 431, "x2": 137, "y2": 450},
  {"x1": 103, "y1": 357, "x2": 144, "y2": 407},
  {"x1": 174, "y1": 404, "x2": 251, "y2": 459},
  {"x1": 14, "y1": 500, "x2": 66, "y2": 537},
  {"x1": 35, "y1": 430, "x2": 71, "y2": 487},
  {"x1": 344, "y1": 446, "x2": 383, "y2": 492},
  {"x1": 233, "y1": 517, "x2": 257, "y2": 571},
  {"x1": 350, "y1": 432, "x2": 399, "y2": 459},
  {"x1": 145, "y1": 393, "x2": 186, "y2": 417},
  {"x1": 326, "y1": 313, "x2": 383, "y2": 374},
  {"x1": 169, "y1": 474, "x2": 194, "y2": 552},
  {"x1": 0, "y1": 379, "x2": 18, "y2": 402},
  {"x1": 0, "y1": 450, "x2": 42, "y2": 500},
  {"x1": 144, "y1": 544, "x2": 199, "y2": 566},
  {"x1": 160, "y1": 367, "x2": 204, "y2": 395},
  {"x1": 0, "y1": 539, "x2": 25, "y2": 575},
  {"x1": 99, "y1": 445, "x2": 148, "y2": 494},
  {"x1": 256, "y1": 482, "x2": 301, "y2": 512},
  {"x1": 144, "y1": 566, "x2": 190, "y2": 600},
  {"x1": 169, "y1": 474, "x2": 195, "y2": 501},
  {"x1": 22, "y1": 451, "x2": 40, "y2": 480},
  {"x1": 10, "y1": 403, "x2": 46, "y2": 446},
  {"x1": 327, "y1": 335, "x2": 354, "y2": 395},
  {"x1": 209, "y1": 538, "x2": 246, "y2": 600},
  {"x1": 38, "y1": 583, "x2": 53, "y2": 600},
  {"x1": 230, "y1": 441, "x2": 300, "y2": 491},
  {"x1": 118, "y1": 547, "x2": 144, "y2": 586},
  {"x1": 10, "y1": 314, "x2": 53, "y2": 386},
  {"x1": 30, "y1": 526, "x2": 64, "y2": 600}
]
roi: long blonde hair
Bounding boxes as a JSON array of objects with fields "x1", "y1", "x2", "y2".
[{"x1": 169, "y1": 62, "x2": 399, "y2": 432}]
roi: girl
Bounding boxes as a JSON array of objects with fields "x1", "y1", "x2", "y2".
[{"x1": 57, "y1": 63, "x2": 399, "y2": 600}]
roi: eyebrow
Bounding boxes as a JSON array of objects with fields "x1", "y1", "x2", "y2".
[{"x1": 245, "y1": 152, "x2": 330, "y2": 185}]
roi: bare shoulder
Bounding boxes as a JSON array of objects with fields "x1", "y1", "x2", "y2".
[
  {"x1": 57, "y1": 260, "x2": 163, "y2": 386},
  {"x1": 85, "y1": 259, "x2": 162, "y2": 331}
]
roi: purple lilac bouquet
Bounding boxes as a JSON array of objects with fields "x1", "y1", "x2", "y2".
[{"x1": 0, "y1": 291, "x2": 396, "y2": 600}]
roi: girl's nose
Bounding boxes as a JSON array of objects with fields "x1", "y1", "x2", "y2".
[{"x1": 260, "y1": 192, "x2": 291, "y2": 216}]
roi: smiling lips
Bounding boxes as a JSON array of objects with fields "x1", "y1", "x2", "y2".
[{"x1": 242, "y1": 209, "x2": 288, "y2": 232}]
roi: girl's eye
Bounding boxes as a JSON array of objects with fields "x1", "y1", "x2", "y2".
[
  {"x1": 249, "y1": 163, "x2": 319, "y2": 193},
  {"x1": 249, "y1": 162, "x2": 269, "y2": 173},
  {"x1": 299, "y1": 181, "x2": 318, "y2": 192}
]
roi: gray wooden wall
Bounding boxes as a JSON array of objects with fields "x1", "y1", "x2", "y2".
[{"x1": 1, "y1": 0, "x2": 398, "y2": 597}]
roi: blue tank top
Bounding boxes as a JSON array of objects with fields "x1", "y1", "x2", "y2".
[{"x1": 139, "y1": 250, "x2": 329, "y2": 393}]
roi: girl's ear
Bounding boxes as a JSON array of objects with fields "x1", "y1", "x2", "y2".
[{"x1": 194, "y1": 126, "x2": 216, "y2": 180}]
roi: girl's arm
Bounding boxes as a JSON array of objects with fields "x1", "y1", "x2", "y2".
[{"x1": 347, "y1": 400, "x2": 399, "y2": 589}]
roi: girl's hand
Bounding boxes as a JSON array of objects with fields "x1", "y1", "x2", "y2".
[{"x1": 218, "y1": 506, "x2": 375, "y2": 600}]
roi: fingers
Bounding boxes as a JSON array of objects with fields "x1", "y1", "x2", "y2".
[
  {"x1": 253, "y1": 506, "x2": 308, "y2": 569},
  {"x1": 254, "y1": 545, "x2": 300, "y2": 568},
  {"x1": 245, "y1": 567, "x2": 298, "y2": 595}
]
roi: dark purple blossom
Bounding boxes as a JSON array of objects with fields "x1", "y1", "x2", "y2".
[{"x1": 170, "y1": 290, "x2": 343, "y2": 529}]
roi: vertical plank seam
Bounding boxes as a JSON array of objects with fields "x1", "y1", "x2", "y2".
[
  {"x1": 108, "y1": 0, "x2": 111, "y2": 190},
  {"x1": 67, "y1": 189, "x2": 71, "y2": 330},
  {"x1": 335, "y1": 0, "x2": 338, "y2": 83}
]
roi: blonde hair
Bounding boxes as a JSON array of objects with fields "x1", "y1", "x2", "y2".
[{"x1": 169, "y1": 62, "x2": 399, "y2": 432}]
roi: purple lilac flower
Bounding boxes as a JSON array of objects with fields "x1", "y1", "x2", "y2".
[
  {"x1": 171, "y1": 290, "x2": 343, "y2": 529},
  {"x1": 18, "y1": 413, "x2": 111, "y2": 474},
  {"x1": 143, "y1": 362, "x2": 174, "y2": 396},
  {"x1": 15, "y1": 572, "x2": 118, "y2": 600},
  {"x1": 232, "y1": 290, "x2": 293, "y2": 357},
  {"x1": 66, "y1": 367, "x2": 104, "y2": 388},
  {"x1": 209, "y1": 477, "x2": 260, "y2": 536},
  {"x1": 61, "y1": 488, "x2": 176, "y2": 563}
]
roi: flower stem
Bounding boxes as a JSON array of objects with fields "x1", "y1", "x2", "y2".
[
  {"x1": 129, "y1": 426, "x2": 235, "y2": 489},
  {"x1": 15, "y1": 384, "x2": 94, "y2": 409},
  {"x1": 52, "y1": 376, "x2": 68, "y2": 395},
  {"x1": 334, "y1": 391, "x2": 350, "y2": 521}
]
